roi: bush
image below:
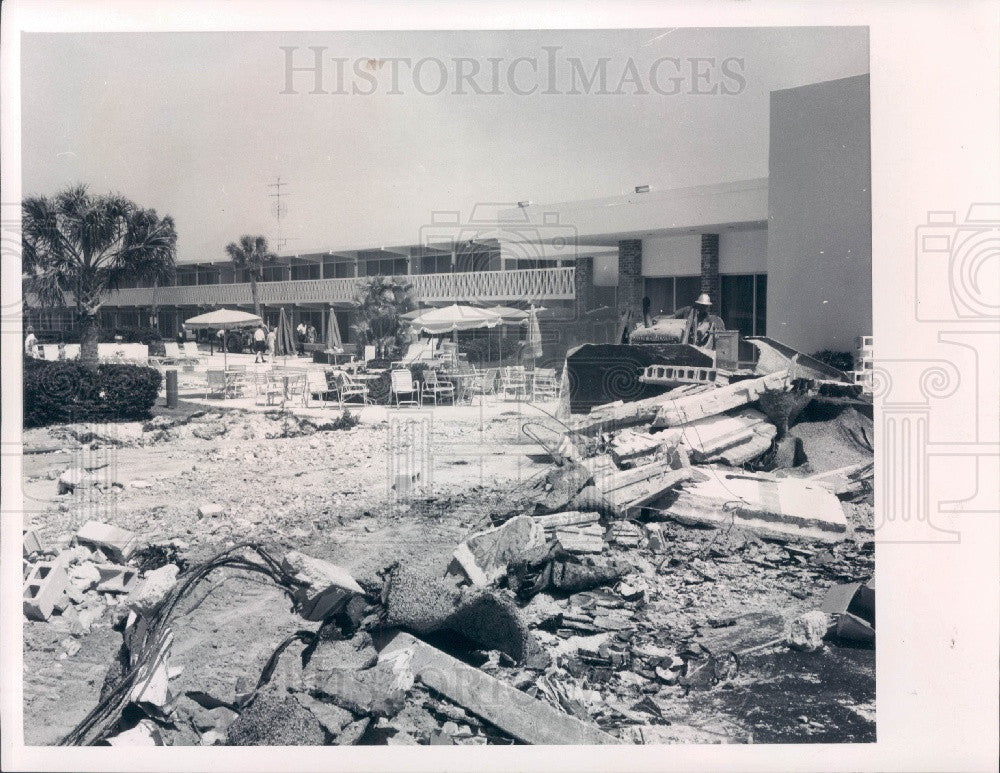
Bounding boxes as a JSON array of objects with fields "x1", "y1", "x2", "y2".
[
  {"x1": 460, "y1": 336, "x2": 520, "y2": 365},
  {"x1": 24, "y1": 358, "x2": 162, "y2": 428}
]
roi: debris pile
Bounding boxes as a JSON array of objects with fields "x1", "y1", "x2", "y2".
[{"x1": 26, "y1": 343, "x2": 875, "y2": 746}]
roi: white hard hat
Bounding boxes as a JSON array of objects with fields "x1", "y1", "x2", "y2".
[{"x1": 695, "y1": 293, "x2": 712, "y2": 306}]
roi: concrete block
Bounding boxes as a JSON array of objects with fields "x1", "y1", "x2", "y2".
[
  {"x1": 198, "y1": 503, "x2": 224, "y2": 518},
  {"x1": 379, "y1": 632, "x2": 617, "y2": 745},
  {"x1": 23, "y1": 529, "x2": 44, "y2": 557},
  {"x1": 95, "y1": 563, "x2": 140, "y2": 594},
  {"x1": 23, "y1": 556, "x2": 70, "y2": 621},
  {"x1": 74, "y1": 520, "x2": 139, "y2": 563},
  {"x1": 68, "y1": 561, "x2": 102, "y2": 591}
]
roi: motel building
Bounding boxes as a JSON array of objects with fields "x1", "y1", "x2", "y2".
[{"x1": 25, "y1": 75, "x2": 871, "y2": 361}]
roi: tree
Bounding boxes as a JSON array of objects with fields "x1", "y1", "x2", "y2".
[
  {"x1": 350, "y1": 276, "x2": 415, "y2": 356},
  {"x1": 22, "y1": 185, "x2": 177, "y2": 368},
  {"x1": 225, "y1": 235, "x2": 277, "y2": 318}
]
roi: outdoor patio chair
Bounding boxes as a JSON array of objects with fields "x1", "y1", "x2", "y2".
[
  {"x1": 333, "y1": 370, "x2": 370, "y2": 406},
  {"x1": 532, "y1": 367, "x2": 559, "y2": 401},
  {"x1": 41, "y1": 345, "x2": 60, "y2": 362},
  {"x1": 256, "y1": 372, "x2": 284, "y2": 406},
  {"x1": 390, "y1": 369, "x2": 420, "y2": 406},
  {"x1": 469, "y1": 367, "x2": 500, "y2": 400},
  {"x1": 421, "y1": 369, "x2": 455, "y2": 405},
  {"x1": 305, "y1": 370, "x2": 334, "y2": 408},
  {"x1": 205, "y1": 368, "x2": 228, "y2": 399},
  {"x1": 500, "y1": 366, "x2": 527, "y2": 400}
]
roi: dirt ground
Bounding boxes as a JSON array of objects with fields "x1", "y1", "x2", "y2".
[{"x1": 21, "y1": 400, "x2": 875, "y2": 746}]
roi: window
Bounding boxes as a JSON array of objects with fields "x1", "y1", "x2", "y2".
[
  {"x1": 417, "y1": 254, "x2": 451, "y2": 274},
  {"x1": 290, "y1": 263, "x2": 320, "y2": 280},
  {"x1": 720, "y1": 273, "x2": 767, "y2": 337},
  {"x1": 641, "y1": 276, "x2": 701, "y2": 316},
  {"x1": 262, "y1": 265, "x2": 287, "y2": 282}
]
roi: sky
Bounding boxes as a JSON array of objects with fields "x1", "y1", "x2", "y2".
[{"x1": 21, "y1": 27, "x2": 868, "y2": 263}]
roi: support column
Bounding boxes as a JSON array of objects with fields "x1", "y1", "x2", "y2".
[
  {"x1": 574, "y1": 256, "x2": 594, "y2": 318},
  {"x1": 617, "y1": 239, "x2": 644, "y2": 316},
  {"x1": 700, "y1": 234, "x2": 721, "y2": 315}
]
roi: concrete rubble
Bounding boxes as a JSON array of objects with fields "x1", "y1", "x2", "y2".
[{"x1": 25, "y1": 348, "x2": 874, "y2": 747}]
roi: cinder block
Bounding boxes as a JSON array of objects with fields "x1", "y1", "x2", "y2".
[
  {"x1": 75, "y1": 520, "x2": 139, "y2": 563},
  {"x1": 23, "y1": 558, "x2": 70, "y2": 621},
  {"x1": 23, "y1": 529, "x2": 44, "y2": 557},
  {"x1": 95, "y1": 563, "x2": 140, "y2": 594}
]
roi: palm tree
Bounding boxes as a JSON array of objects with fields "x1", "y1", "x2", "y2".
[
  {"x1": 350, "y1": 276, "x2": 415, "y2": 356},
  {"x1": 22, "y1": 185, "x2": 177, "y2": 368},
  {"x1": 225, "y1": 235, "x2": 277, "y2": 318}
]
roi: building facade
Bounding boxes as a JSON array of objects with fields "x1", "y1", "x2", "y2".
[{"x1": 25, "y1": 74, "x2": 871, "y2": 357}]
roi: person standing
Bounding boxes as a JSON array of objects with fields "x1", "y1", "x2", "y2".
[
  {"x1": 266, "y1": 326, "x2": 277, "y2": 361},
  {"x1": 307, "y1": 323, "x2": 317, "y2": 345},
  {"x1": 24, "y1": 326, "x2": 39, "y2": 359},
  {"x1": 296, "y1": 321, "x2": 307, "y2": 356},
  {"x1": 252, "y1": 324, "x2": 267, "y2": 363},
  {"x1": 176, "y1": 328, "x2": 186, "y2": 346}
]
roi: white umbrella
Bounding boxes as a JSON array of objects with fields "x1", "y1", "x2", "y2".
[
  {"x1": 408, "y1": 304, "x2": 503, "y2": 335},
  {"x1": 482, "y1": 304, "x2": 547, "y2": 324},
  {"x1": 184, "y1": 308, "x2": 262, "y2": 369},
  {"x1": 525, "y1": 304, "x2": 543, "y2": 361}
]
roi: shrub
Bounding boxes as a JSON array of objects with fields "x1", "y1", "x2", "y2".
[
  {"x1": 460, "y1": 336, "x2": 520, "y2": 364},
  {"x1": 24, "y1": 358, "x2": 162, "y2": 428}
]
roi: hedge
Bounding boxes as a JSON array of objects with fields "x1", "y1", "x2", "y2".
[{"x1": 23, "y1": 358, "x2": 163, "y2": 428}]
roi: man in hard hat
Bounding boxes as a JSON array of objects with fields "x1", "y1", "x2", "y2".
[{"x1": 675, "y1": 293, "x2": 723, "y2": 347}]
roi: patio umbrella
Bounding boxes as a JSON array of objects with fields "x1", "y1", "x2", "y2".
[
  {"x1": 326, "y1": 309, "x2": 343, "y2": 349},
  {"x1": 482, "y1": 304, "x2": 547, "y2": 324},
  {"x1": 524, "y1": 304, "x2": 544, "y2": 363},
  {"x1": 407, "y1": 304, "x2": 503, "y2": 335},
  {"x1": 184, "y1": 308, "x2": 262, "y2": 369},
  {"x1": 275, "y1": 307, "x2": 296, "y2": 358}
]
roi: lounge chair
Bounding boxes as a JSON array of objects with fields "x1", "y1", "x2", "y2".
[
  {"x1": 421, "y1": 369, "x2": 455, "y2": 405},
  {"x1": 182, "y1": 341, "x2": 201, "y2": 363},
  {"x1": 205, "y1": 369, "x2": 228, "y2": 399},
  {"x1": 390, "y1": 369, "x2": 420, "y2": 406}
]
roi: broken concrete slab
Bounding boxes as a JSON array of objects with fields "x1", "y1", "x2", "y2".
[
  {"x1": 447, "y1": 515, "x2": 546, "y2": 586},
  {"x1": 662, "y1": 409, "x2": 772, "y2": 461},
  {"x1": 104, "y1": 719, "x2": 163, "y2": 746},
  {"x1": 74, "y1": 521, "x2": 139, "y2": 563},
  {"x1": 786, "y1": 610, "x2": 830, "y2": 651},
  {"x1": 316, "y1": 662, "x2": 411, "y2": 719},
  {"x1": 661, "y1": 466, "x2": 848, "y2": 544},
  {"x1": 609, "y1": 430, "x2": 664, "y2": 469},
  {"x1": 713, "y1": 423, "x2": 778, "y2": 466},
  {"x1": 554, "y1": 525, "x2": 605, "y2": 554},
  {"x1": 282, "y1": 550, "x2": 364, "y2": 622},
  {"x1": 573, "y1": 383, "x2": 714, "y2": 435},
  {"x1": 293, "y1": 692, "x2": 354, "y2": 735},
  {"x1": 653, "y1": 370, "x2": 790, "y2": 428},
  {"x1": 532, "y1": 510, "x2": 601, "y2": 530},
  {"x1": 601, "y1": 466, "x2": 699, "y2": 512},
  {"x1": 227, "y1": 689, "x2": 327, "y2": 746},
  {"x1": 379, "y1": 632, "x2": 618, "y2": 745},
  {"x1": 128, "y1": 563, "x2": 180, "y2": 616}
]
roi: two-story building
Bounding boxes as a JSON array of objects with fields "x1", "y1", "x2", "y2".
[{"x1": 25, "y1": 74, "x2": 871, "y2": 359}]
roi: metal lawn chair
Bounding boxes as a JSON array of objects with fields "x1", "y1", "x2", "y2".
[
  {"x1": 390, "y1": 369, "x2": 420, "y2": 406},
  {"x1": 421, "y1": 369, "x2": 456, "y2": 405}
]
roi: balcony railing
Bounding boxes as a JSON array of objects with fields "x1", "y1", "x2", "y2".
[{"x1": 93, "y1": 266, "x2": 576, "y2": 307}]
